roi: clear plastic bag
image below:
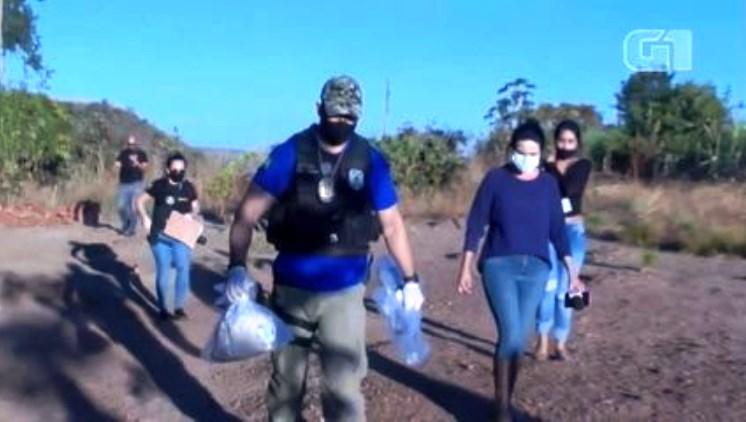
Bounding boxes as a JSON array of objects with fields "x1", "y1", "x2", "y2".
[
  {"x1": 372, "y1": 255, "x2": 431, "y2": 367},
  {"x1": 203, "y1": 296, "x2": 293, "y2": 362}
]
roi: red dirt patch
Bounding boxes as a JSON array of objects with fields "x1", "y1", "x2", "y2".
[{"x1": 0, "y1": 203, "x2": 75, "y2": 227}]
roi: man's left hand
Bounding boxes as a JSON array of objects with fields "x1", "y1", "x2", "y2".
[{"x1": 396, "y1": 281, "x2": 425, "y2": 312}]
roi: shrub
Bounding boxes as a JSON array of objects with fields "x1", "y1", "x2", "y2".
[
  {"x1": 203, "y1": 152, "x2": 262, "y2": 220},
  {"x1": 620, "y1": 220, "x2": 657, "y2": 248},
  {"x1": 641, "y1": 249, "x2": 658, "y2": 267},
  {"x1": 377, "y1": 127, "x2": 466, "y2": 194},
  {"x1": 0, "y1": 90, "x2": 73, "y2": 200}
]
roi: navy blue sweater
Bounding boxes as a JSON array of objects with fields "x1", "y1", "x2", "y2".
[{"x1": 463, "y1": 166, "x2": 571, "y2": 266}]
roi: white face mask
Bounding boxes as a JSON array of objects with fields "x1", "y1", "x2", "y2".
[{"x1": 511, "y1": 151, "x2": 541, "y2": 174}]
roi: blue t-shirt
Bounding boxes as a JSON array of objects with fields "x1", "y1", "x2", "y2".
[
  {"x1": 463, "y1": 166, "x2": 570, "y2": 268},
  {"x1": 253, "y1": 128, "x2": 398, "y2": 292}
]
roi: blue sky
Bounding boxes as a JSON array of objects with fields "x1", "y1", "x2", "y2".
[{"x1": 17, "y1": 0, "x2": 746, "y2": 149}]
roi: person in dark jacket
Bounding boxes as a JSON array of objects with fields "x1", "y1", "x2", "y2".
[{"x1": 456, "y1": 119, "x2": 584, "y2": 421}]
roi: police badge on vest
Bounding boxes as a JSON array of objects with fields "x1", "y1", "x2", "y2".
[{"x1": 266, "y1": 127, "x2": 381, "y2": 257}]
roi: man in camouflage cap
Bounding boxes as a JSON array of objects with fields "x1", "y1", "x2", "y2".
[
  {"x1": 224, "y1": 75, "x2": 424, "y2": 421},
  {"x1": 320, "y1": 75, "x2": 363, "y2": 120}
]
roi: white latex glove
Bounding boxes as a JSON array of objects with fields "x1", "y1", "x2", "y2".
[
  {"x1": 223, "y1": 266, "x2": 258, "y2": 304},
  {"x1": 395, "y1": 281, "x2": 425, "y2": 312}
]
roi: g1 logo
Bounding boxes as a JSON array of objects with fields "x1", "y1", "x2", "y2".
[{"x1": 623, "y1": 29, "x2": 692, "y2": 72}]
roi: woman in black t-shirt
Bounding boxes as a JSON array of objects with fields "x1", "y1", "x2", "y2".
[
  {"x1": 535, "y1": 120, "x2": 592, "y2": 361},
  {"x1": 136, "y1": 152, "x2": 200, "y2": 320}
]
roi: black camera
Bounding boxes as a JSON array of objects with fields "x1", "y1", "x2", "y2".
[{"x1": 564, "y1": 290, "x2": 590, "y2": 311}]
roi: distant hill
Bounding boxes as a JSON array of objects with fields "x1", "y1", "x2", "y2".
[
  {"x1": 195, "y1": 147, "x2": 248, "y2": 163},
  {"x1": 61, "y1": 100, "x2": 204, "y2": 173},
  {"x1": 1, "y1": 90, "x2": 250, "y2": 206},
  {"x1": 197, "y1": 146, "x2": 248, "y2": 155}
]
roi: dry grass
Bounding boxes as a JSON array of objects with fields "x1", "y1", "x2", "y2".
[
  {"x1": 399, "y1": 160, "x2": 487, "y2": 220},
  {"x1": 19, "y1": 171, "x2": 119, "y2": 218},
  {"x1": 400, "y1": 187, "x2": 472, "y2": 220},
  {"x1": 12, "y1": 157, "x2": 746, "y2": 258},
  {"x1": 403, "y1": 163, "x2": 746, "y2": 258},
  {"x1": 586, "y1": 181, "x2": 746, "y2": 257},
  {"x1": 16, "y1": 156, "x2": 232, "y2": 222}
]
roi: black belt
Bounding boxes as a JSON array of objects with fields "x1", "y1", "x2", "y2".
[{"x1": 271, "y1": 303, "x2": 318, "y2": 349}]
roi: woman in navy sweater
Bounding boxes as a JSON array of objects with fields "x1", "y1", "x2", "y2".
[{"x1": 456, "y1": 119, "x2": 584, "y2": 420}]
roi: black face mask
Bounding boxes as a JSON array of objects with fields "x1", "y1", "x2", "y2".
[
  {"x1": 168, "y1": 170, "x2": 185, "y2": 183},
  {"x1": 556, "y1": 148, "x2": 578, "y2": 160},
  {"x1": 319, "y1": 120, "x2": 356, "y2": 146}
]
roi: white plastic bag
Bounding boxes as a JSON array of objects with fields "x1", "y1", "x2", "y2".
[
  {"x1": 212, "y1": 280, "x2": 259, "y2": 307},
  {"x1": 203, "y1": 296, "x2": 293, "y2": 362},
  {"x1": 372, "y1": 255, "x2": 431, "y2": 367}
]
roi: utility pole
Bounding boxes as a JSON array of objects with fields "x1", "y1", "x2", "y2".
[{"x1": 382, "y1": 78, "x2": 390, "y2": 138}]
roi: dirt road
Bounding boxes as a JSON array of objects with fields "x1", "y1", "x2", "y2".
[{"x1": 1, "y1": 220, "x2": 745, "y2": 421}]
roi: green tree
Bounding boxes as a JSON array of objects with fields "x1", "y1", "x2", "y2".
[
  {"x1": 615, "y1": 72, "x2": 674, "y2": 179},
  {"x1": 713, "y1": 123, "x2": 746, "y2": 179},
  {"x1": 664, "y1": 82, "x2": 730, "y2": 178},
  {"x1": 615, "y1": 72, "x2": 733, "y2": 180},
  {"x1": 481, "y1": 78, "x2": 537, "y2": 161},
  {"x1": 533, "y1": 103, "x2": 603, "y2": 132},
  {"x1": 484, "y1": 78, "x2": 537, "y2": 131},
  {"x1": 584, "y1": 126, "x2": 629, "y2": 173},
  {"x1": 1, "y1": 0, "x2": 46, "y2": 83}
]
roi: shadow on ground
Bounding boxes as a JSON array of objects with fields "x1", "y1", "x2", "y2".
[
  {"x1": 364, "y1": 298, "x2": 495, "y2": 358},
  {"x1": 69, "y1": 241, "x2": 203, "y2": 357},
  {"x1": 0, "y1": 241, "x2": 241, "y2": 421}
]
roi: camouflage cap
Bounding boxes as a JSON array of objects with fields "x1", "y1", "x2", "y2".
[{"x1": 320, "y1": 75, "x2": 362, "y2": 119}]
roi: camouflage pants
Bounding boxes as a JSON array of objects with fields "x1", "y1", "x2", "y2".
[{"x1": 267, "y1": 283, "x2": 367, "y2": 422}]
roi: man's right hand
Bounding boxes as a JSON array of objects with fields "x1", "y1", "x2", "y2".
[{"x1": 224, "y1": 266, "x2": 258, "y2": 303}]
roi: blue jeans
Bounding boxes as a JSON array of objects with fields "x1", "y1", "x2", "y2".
[
  {"x1": 117, "y1": 182, "x2": 143, "y2": 234},
  {"x1": 537, "y1": 222, "x2": 587, "y2": 343},
  {"x1": 481, "y1": 255, "x2": 550, "y2": 360},
  {"x1": 151, "y1": 234, "x2": 193, "y2": 313}
]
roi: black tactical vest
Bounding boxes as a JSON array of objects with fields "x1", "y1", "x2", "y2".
[{"x1": 265, "y1": 127, "x2": 381, "y2": 255}]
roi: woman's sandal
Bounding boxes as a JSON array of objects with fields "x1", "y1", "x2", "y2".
[{"x1": 554, "y1": 347, "x2": 570, "y2": 361}]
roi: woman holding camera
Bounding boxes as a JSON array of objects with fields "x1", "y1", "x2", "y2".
[
  {"x1": 456, "y1": 119, "x2": 584, "y2": 421},
  {"x1": 534, "y1": 120, "x2": 592, "y2": 361},
  {"x1": 136, "y1": 152, "x2": 200, "y2": 321}
]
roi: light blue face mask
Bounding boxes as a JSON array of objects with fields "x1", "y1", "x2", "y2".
[{"x1": 511, "y1": 151, "x2": 541, "y2": 173}]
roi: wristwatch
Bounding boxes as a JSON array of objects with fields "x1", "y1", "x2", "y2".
[{"x1": 403, "y1": 273, "x2": 420, "y2": 283}]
